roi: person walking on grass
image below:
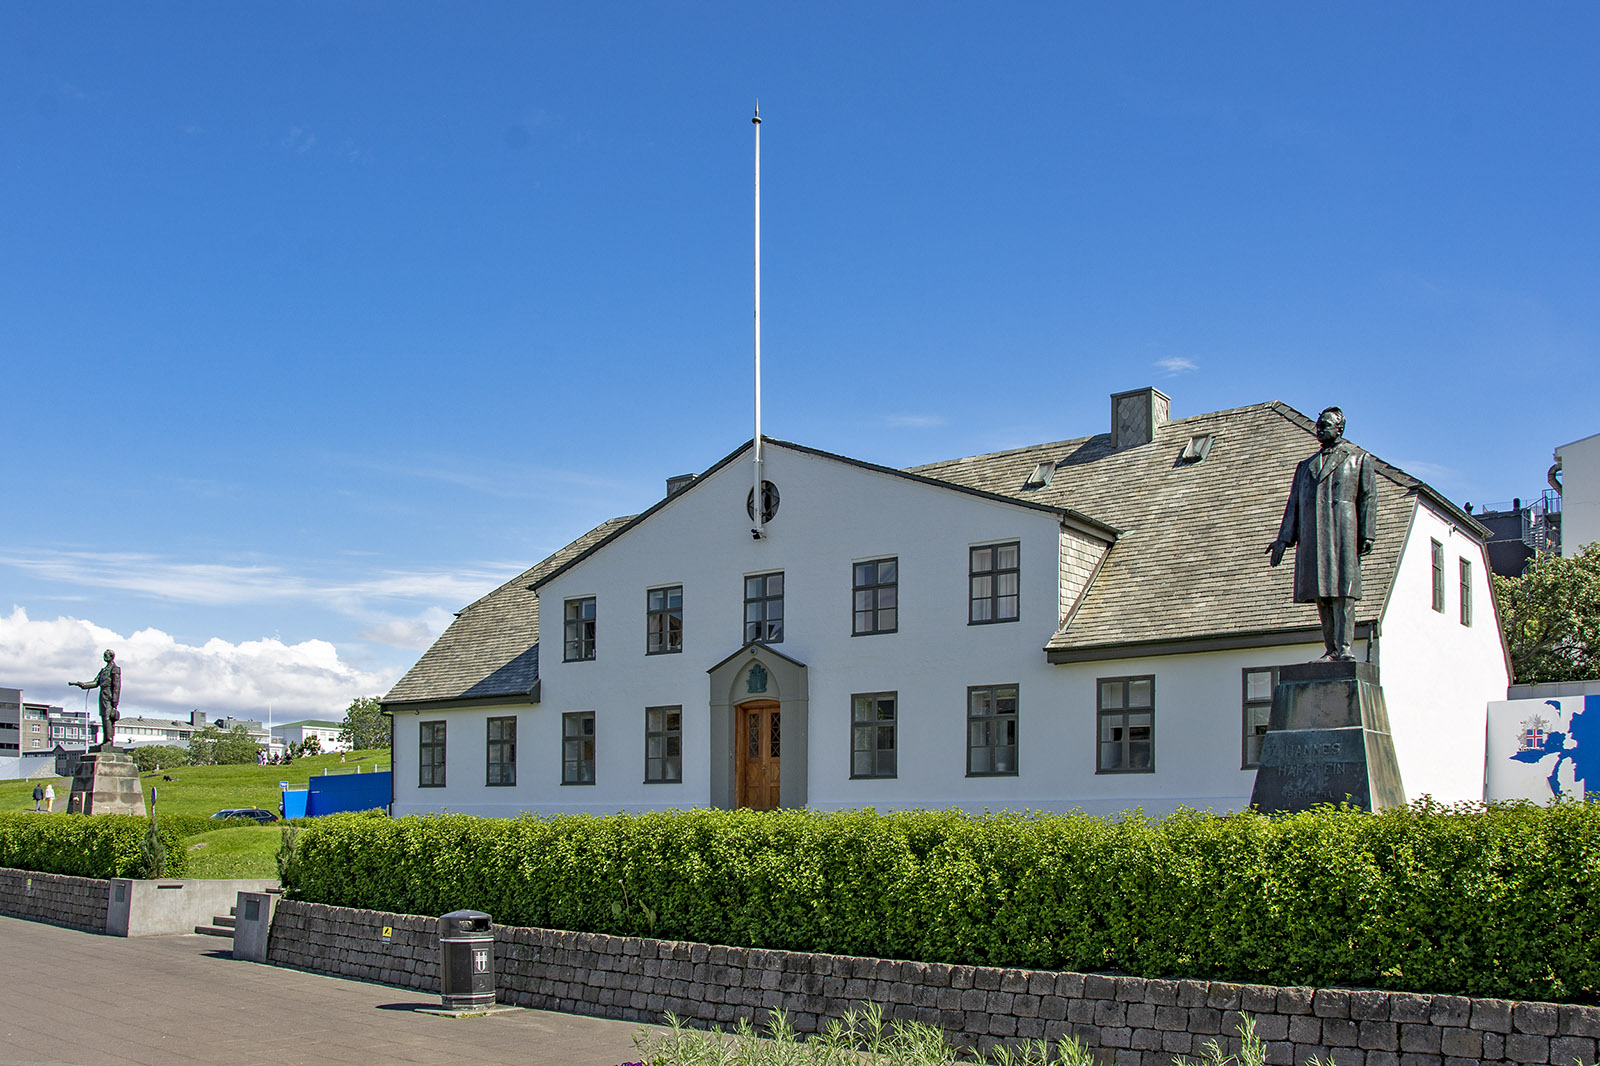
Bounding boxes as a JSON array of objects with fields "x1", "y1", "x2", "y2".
[
  {"x1": 32, "y1": 783, "x2": 43, "y2": 811},
  {"x1": 44, "y1": 783, "x2": 55, "y2": 812}
]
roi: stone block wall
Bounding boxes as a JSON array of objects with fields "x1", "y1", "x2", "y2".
[
  {"x1": 0, "y1": 867, "x2": 110, "y2": 932},
  {"x1": 266, "y1": 901, "x2": 1600, "y2": 1065}
]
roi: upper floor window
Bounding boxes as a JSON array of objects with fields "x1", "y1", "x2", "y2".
[
  {"x1": 851, "y1": 692, "x2": 897, "y2": 779},
  {"x1": 486, "y1": 716, "x2": 516, "y2": 787},
  {"x1": 969, "y1": 542, "x2": 1019, "y2": 624},
  {"x1": 1430, "y1": 540, "x2": 1445, "y2": 613},
  {"x1": 1098, "y1": 676, "x2": 1153, "y2": 773},
  {"x1": 967, "y1": 684, "x2": 1018, "y2": 776},
  {"x1": 852, "y1": 558, "x2": 898, "y2": 636},
  {"x1": 744, "y1": 572, "x2": 784, "y2": 643},
  {"x1": 1459, "y1": 558, "x2": 1473, "y2": 627},
  {"x1": 1241, "y1": 667, "x2": 1277, "y2": 769},
  {"x1": 645, "y1": 706, "x2": 682, "y2": 783},
  {"x1": 419, "y1": 721, "x2": 446, "y2": 787},
  {"x1": 647, "y1": 586, "x2": 683, "y2": 654},
  {"x1": 564, "y1": 597, "x2": 596, "y2": 661},
  {"x1": 562, "y1": 711, "x2": 595, "y2": 785}
]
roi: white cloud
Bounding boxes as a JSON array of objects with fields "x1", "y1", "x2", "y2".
[
  {"x1": 886, "y1": 414, "x2": 947, "y2": 429},
  {"x1": 0, "y1": 606, "x2": 392, "y2": 721},
  {"x1": 1389, "y1": 458, "x2": 1460, "y2": 485},
  {"x1": 358, "y1": 607, "x2": 454, "y2": 650},
  {"x1": 283, "y1": 126, "x2": 316, "y2": 154},
  {"x1": 1155, "y1": 357, "x2": 1199, "y2": 376}
]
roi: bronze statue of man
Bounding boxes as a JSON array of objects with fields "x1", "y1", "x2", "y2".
[
  {"x1": 71, "y1": 648, "x2": 122, "y2": 751},
  {"x1": 1266, "y1": 407, "x2": 1376, "y2": 661}
]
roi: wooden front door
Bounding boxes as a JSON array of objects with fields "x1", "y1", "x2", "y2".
[{"x1": 735, "y1": 701, "x2": 781, "y2": 810}]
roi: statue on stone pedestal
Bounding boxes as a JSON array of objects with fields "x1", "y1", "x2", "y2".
[
  {"x1": 70, "y1": 648, "x2": 121, "y2": 751},
  {"x1": 1266, "y1": 407, "x2": 1376, "y2": 662}
]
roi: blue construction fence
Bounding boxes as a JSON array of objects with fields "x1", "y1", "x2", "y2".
[{"x1": 281, "y1": 769, "x2": 391, "y2": 819}]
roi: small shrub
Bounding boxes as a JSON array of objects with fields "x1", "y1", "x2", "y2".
[{"x1": 0, "y1": 812, "x2": 188, "y2": 879}]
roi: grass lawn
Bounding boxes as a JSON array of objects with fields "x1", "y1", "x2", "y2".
[
  {"x1": 181, "y1": 825, "x2": 283, "y2": 879},
  {"x1": 0, "y1": 749, "x2": 391, "y2": 820}
]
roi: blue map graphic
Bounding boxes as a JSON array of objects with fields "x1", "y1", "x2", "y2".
[{"x1": 1509, "y1": 694, "x2": 1596, "y2": 799}]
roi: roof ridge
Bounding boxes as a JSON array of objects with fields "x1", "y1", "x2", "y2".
[{"x1": 459, "y1": 515, "x2": 635, "y2": 614}]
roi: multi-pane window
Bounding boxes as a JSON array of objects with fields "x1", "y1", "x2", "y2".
[
  {"x1": 969, "y1": 543, "x2": 1020, "y2": 624},
  {"x1": 1241, "y1": 668, "x2": 1278, "y2": 769},
  {"x1": 1430, "y1": 540, "x2": 1445, "y2": 613},
  {"x1": 967, "y1": 684, "x2": 1018, "y2": 776},
  {"x1": 419, "y1": 721, "x2": 446, "y2": 787},
  {"x1": 744, "y1": 572, "x2": 784, "y2": 643},
  {"x1": 1459, "y1": 558, "x2": 1473, "y2": 627},
  {"x1": 562, "y1": 711, "x2": 595, "y2": 784},
  {"x1": 852, "y1": 559, "x2": 899, "y2": 636},
  {"x1": 850, "y1": 692, "x2": 897, "y2": 778},
  {"x1": 647, "y1": 586, "x2": 683, "y2": 655},
  {"x1": 1098, "y1": 676, "x2": 1154, "y2": 773},
  {"x1": 645, "y1": 706, "x2": 682, "y2": 783},
  {"x1": 486, "y1": 716, "x2": 516, "y2": 786},
  {"x1": 564, "y1": 597, "x2": 596, "y2": 661}
]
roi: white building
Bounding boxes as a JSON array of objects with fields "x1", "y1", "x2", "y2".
[
  {"x1": 1554, "y1": 430, "x2": 1600, "y2": 555},
  {"x1": 271, "y1": 719, "x2": 349, "y2": 752},
  {"x1": 385, "y1": 391, "x2": 1509, "y2": 818}
]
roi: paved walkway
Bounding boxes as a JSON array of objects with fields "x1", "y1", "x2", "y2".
[{"x1": 0, "y1": 915, "x2": 660, "y2": 1066}]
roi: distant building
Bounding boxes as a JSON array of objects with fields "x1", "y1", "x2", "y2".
[
  {"x1": 272, "y1": 719, "x2": 349, "y2": 752},
  {"x1": 115, "y1": 715, "x2": 198, "y2": 748},
  {"x1": 1553, "y1": 431, "x2": 1600, "y2": 555},
  {"x1": 0, "y1": 687, "x2": 20, "y2": 755},
  {"x1": 1469, "y1": 493, "x2": 1561, "y2": 578}
]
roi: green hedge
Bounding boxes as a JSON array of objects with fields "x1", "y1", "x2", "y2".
[
  {"x1": 0, "y1": 813, "x2": 190, "y2": 879},
  {"x1": 281, "y1": 802, "x2": 1600, "y2": 1002}
]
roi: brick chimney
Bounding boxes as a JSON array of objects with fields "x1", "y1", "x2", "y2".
[{"x1": 1110, "y1": 387, "x2": 1171, "y2": 450}]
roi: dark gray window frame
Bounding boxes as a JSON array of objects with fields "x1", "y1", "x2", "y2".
[
  {"x1": 1430, "y1": 540, "x2": 1445, "y2": 613},
  {"x1": 852, "y1": 558, "x2": 899, "y2": 636},
  {"x1": 968, "y1": 542, "x2": 1020, "y2": 625},
  {"x1": 1241, "y1": 667, "x2": 1278, "y2": 770},
  {"x1": 419, "y1": 720, "x2": 446, "y2": 788},
  {"x1": 486, "y1": 715, "x2": 516, "y2": 787},
  {"x1": 966, "y1": 684, "x2": 1018, "y2": 777},
  {"x1": 647, "y1": 585, "x2": 683, "y2": 655},
  {"x1": 850, "y1": 691, "x2": 897, "y2": 779},
  {"x1": 564, "y1": 597, "x2": 597, "y2": 661},
  {"x1": 1459, "y1": 557, "x2": 1472, "y2": 627},
  {"x1": 645, "y1": 705, "x2": 682, "y2": 784},
  {"x1": 1097, "y1": 675, "x2": 1155, "y2": 774},
  {"x1": 744, "y1": 571, "x2": 785, "y2": 644},
  {"x1": 562, "y1": 711, "x2": 595, "y2": 785}
]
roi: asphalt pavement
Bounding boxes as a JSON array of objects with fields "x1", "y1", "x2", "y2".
[{"x1": 0, "y1": 915, "x2": 660, "y2": 1066}]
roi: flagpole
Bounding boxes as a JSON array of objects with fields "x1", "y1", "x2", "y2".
[{"x1": 751, "y1": 103, "x2": 765, "y2": 539}]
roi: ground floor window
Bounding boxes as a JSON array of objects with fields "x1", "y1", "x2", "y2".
[
  {"x1": 1241, "y1": 668, "x2": 1277, "y2": 769},
  {"x1": 851, "y1": 692, "x2": 897, "y2": 778},
  {"x1": 1097, "y1": 676, "x2": 1153, "y2": 773},
  {"x1": 967, "y1": 684, "x2": 1018, "y2": 775},
  {"x1": 419, "y1": 720, "x2": 446, "y2": 787},
  {"x1": 486, "y1": 716, "x2": 516, "y2": 786},
  {"x1": 562, "y1": 712, "x2": 595, "y2": 784},
  {"x1": 644, "y1": 706, "x2": 682, "y2": 783}
]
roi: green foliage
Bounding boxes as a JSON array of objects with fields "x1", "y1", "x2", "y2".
[
  {"x1": 187, "y1": 723, "x2": 264, "y2": 765},
  {"x1": 285, "y1": 801, "x2": 1600, "y2": 1002},
  {"x1": 339, "y1": 696, "x2": 390, "y2": 751},
  {"x1": 129, "y1": 745, "x2": 191, "y2": 773},
  {"x1": 634, "y1": 1002, "x2": 1097, "y2": 1065},
  {"x1": 1494, "y1": 544, "x2": 1600, "y2": 683},
  {"x1": 138, "y1": 810, "x2": 168, "y2": 879},
  {"x1": 277, "y1": 825, "x2": 301, "y2": 883},
  {"x1": 0, "y1": 812, "x2": 189, "y2": 879}
]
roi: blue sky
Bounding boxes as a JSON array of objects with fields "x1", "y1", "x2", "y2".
[{"x1": 3, "y1": 3, "x2": 1597, "y2": 721}]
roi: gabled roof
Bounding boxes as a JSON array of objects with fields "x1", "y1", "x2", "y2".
[
  {"x1": 910, "y1": 401, "x2": 1477, "y2": 657},
  {"x1": 383, "y1": 516, "x2": 633, "y2": 707}
]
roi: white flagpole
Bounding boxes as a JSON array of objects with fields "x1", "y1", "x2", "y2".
[{"x1": 752, "y1": 103, "x2": 765, "y2": 539}]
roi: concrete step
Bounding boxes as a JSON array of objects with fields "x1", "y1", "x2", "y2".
[
  {"x1": 215, "y1": 916, "x2": 237, "y2": 929},
  {"x1": 193, "y1": 924, "x2": 234, "y2": 938}
]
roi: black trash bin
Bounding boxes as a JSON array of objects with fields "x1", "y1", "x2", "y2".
[{"x1": 438, "y1": 909, "x2": 495, "y2": 1010}]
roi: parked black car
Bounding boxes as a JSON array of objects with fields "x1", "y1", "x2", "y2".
[{"x1": 210, "y1": 807, "x2": 279, "y2": 824}]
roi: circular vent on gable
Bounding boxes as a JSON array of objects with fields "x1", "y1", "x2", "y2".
[{"x1": 746, "y1": 481, "x2": 780, "y2": 523}]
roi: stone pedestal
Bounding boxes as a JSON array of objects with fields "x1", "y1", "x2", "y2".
[
  {"x1": 1249, "y1": 661, "x2": 1406, "y2": 813},
  {"x1": 67, "y1": 751, "x2": 146, "y2": 816}
]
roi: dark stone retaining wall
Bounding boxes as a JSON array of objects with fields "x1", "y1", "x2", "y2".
[
  {"x1": 267, "y1": 901, "x2": 1600, "y2": 1065},
  {"x1": 0, "y1": 867, "x2": 110, "y2": 932}
]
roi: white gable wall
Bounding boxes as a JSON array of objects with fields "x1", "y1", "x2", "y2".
[{"x1": 1375, "y1": 500, "x2": 1507, "y2": 803}]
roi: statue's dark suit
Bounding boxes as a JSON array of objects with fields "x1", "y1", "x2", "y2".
[{"x1": 1276, "y1": 440, "x2": 1375, "y2": 603}]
